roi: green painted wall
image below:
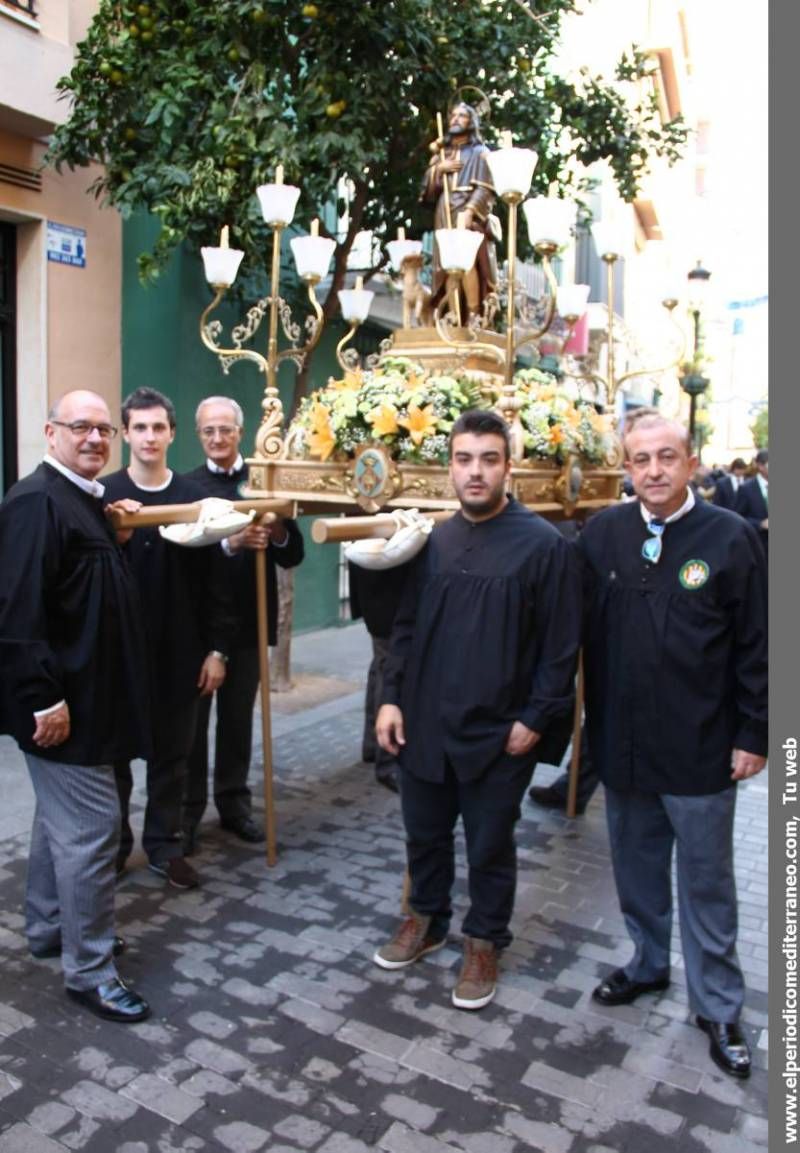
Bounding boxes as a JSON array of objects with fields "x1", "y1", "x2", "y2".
[{"x1": 121, "y1": 211, "x2": 346, "y2": 632}]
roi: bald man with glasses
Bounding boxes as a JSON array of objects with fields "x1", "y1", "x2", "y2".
[{"x1": 0, "y1": 391, "x2": 151, "y2": 1022}]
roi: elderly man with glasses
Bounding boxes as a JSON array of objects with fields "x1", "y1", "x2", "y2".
[
  {"x1": 182, "y1": 396, "x2": 304, "y2": 852},
  {"x1": 579, "y1": 409, "x2": 767, "y2": 1079},
  {"x1": 0, "y1": 391, "x2": 151, "y2": 1022}
]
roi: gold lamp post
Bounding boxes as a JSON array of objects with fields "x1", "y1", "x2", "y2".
[
  {"x1": 199, "y1": 165, "x2": 335, "y2": 460},
  {"x1": 198, "y1": 165, "x2": 337, "y2": 867}
]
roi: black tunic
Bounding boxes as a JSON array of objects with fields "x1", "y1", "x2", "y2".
[
  {"x1": 381, "y1": 498, "x2": 581, "y2": 782},
  {"x1": 0, "y1": 464, "x2": 151, "y2": 764},
  {"x1": 103, "y1": 471, "x2": 236, "y2": 706},
  {"x1": 579, "y1": 499, "x2": 768, "y2": 795},
  {"x1": 184, "y1": 463, "x2": 304, "y2": 647}
]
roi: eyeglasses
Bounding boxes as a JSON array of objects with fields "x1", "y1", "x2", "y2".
[
  {"x1": 641, "y1": 519, "x2": 665, "y2": 564},
  {"x1": 50, "y1": 420, "x2": 118, "y2": 440},
  {"x1": 199, "y1": 425, "x2": 239, "y2": 439}
]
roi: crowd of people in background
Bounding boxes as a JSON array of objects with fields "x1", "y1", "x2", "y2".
[{"x1": 0, "y1": 393, "x2": 767, "y2": 1085}]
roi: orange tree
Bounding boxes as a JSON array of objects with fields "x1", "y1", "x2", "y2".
[{"x1": 47, "y1": 0, "x2": 686, "y2": 404}]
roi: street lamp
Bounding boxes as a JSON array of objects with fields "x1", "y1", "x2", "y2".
[{"x1": 682, "y1": 260, "x2": 712, "y2": 449}]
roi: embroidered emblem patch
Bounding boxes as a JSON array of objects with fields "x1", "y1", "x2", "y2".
[{"x1": 679, "y1": 559, "x2": 710, "y2": 589}]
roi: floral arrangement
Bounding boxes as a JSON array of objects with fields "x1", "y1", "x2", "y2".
[{"x1": 288, "y1": 358, "x2": 615, "y2": 467}]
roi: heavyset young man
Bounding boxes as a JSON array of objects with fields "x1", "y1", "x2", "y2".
[{"x1": 375, "y1": 409, "x2": 581, "y2": 1009}]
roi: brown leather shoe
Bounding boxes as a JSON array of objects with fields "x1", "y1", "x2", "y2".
[
  {"x1": 373, "y1": 912, "x2": 446, "y2": 970},
  {"x1": 452, "y1": 936, "x2": 498, "y2": 1010}
]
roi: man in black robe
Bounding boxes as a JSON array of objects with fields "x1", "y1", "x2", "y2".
[
  {"x1": 375, "y1": 409, "x2": 581, "y2": 1010},
  {"x1": 734, "y1": 448, "x2": 768, "y2": 559},
  {"x1": 183, "y1": 395, "x2": 304, "y2": 851},
  {"x1": 581, "y1": 409, "x2": 767, "y2": 1079},
  {"x1": 104, "y1": 388, "x2": 235, "y2": 890},
  {"x1": 0, "y1": 390, "x2": 150, "y2": 1022},
  {"x1": 420, "y1": 102, "x2": 497, "y2": 318}
]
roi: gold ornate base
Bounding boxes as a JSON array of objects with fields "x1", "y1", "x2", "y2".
[
  {"x1": 387, "y1": 325, "x2": 506, "y2": 379},
  {"x1": 241, "y1": 454, "x2": 623, "y2": 519}
]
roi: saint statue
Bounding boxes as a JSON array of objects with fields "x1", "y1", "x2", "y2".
[{"x1": 420, "y1": 102, "x2": 498, "y2": 320}]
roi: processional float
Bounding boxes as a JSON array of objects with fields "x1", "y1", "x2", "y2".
[{"x1": 115, "y1": 118, "x2": 686, "y2": 859}]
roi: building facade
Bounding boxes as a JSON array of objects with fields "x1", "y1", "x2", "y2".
[{"x1": 0, "y1": 0, "x2": 122, "y2": 490}]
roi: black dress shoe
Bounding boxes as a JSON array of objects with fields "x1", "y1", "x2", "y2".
[
  {"x1": 220, "y1": 814, "x2": 265, "y2": 843},
  {"x1": 376, "y1": 770, "x2": 399, "y2": 794},
  {"x1": 66, "y1": 978, "x2": 150, "y2": 1023},
  {"x1": 696, "y1": 1016, "x2": 751, "y2": 1078},
  {"x1": 592, "y1": 967, "x2": 670, "y2": 1006},
  {"x1": 31, "y1": 936, "x2": 126, "y2": 960},
  {"x1": 527, "y1": 784, "x2": 587, "y2": 815}
]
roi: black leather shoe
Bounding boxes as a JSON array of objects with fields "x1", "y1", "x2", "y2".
[
  {"x1": 696, "y1": 1016, "x2": 751, "y2": 1078},
  {"x1": 220, "y1": 815, "x2": 265, "y2": 843},
  {"x1": 31, "y1": 936, "x2": 126, "y2": 960},
  {"x1": 592, "y1": 967, "x2": 670, "y2": 1006},
  {"x1": 66, "y1": 978, "x2": 150, "y2": 1023},
  {"x1": 527, "y1": 784, "x2": 586, "y2": 815},
  {"x1": 376, "y1": 771, "x2": 399, "y2": 794}
]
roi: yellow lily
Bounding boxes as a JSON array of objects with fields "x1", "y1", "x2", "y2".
[
  {"x1": 366, "y1": 403, "x2": 400, "y2": 438},
  {"x1": 399, "y1": 403, "x2": 438, "y2": 446}
]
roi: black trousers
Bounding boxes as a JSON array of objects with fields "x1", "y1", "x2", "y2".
[
  {"x1": 401, "y1": 753, "x2": 536, "y2": 950},
  {"x1": 115, "y1": 695, "x2": 199, "y2": 866},
  {"x1": 362, "y1": 635, "x2": 398, "y2": 777},
  {"x1": 184, "y1": 645, "x2": 260, "y2": 827}
]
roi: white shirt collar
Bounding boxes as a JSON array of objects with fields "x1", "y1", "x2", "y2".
[
  {"x1": 44, "y1": 455, "x2": 105, "y2": 498},
  {"x1": 757, "y1": 473, "x2": 768, "y2": 498},
  {"x1": 206, "y1": 454, "x2": 243, "y2": 476},
  {"x1": 639, "y1": 485, "x2": 695, "y2": 527}
]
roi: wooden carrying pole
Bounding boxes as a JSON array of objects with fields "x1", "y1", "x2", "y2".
[
  {"x1": 108, "y1": 498, "x2": 293, "y2": 530},
  {"x1": 311, "y1": 510, "x2": 452, "y2": 545},
  {"x1": 254, "y1": 539, "x2": 277, "y2": 866},
  {"x1": 565, "y1": 653, "x2": 584, "y2": 819}
]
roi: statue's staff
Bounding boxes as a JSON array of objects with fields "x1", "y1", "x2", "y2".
[{"x1": 435, "y1": 111, "x2": 454, "y2": 230}]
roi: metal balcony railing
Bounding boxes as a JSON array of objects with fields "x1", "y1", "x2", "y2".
[{"x1": 3, "y1": 0, "x2": 37, "y2": 16}]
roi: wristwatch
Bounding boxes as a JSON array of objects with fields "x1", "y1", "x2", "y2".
[{"x1": 208, "y1": 650, "x2": 229, "y2": 664}]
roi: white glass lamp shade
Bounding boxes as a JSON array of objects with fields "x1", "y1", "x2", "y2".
[
  {"x1": 200, "y1": 246, "x2": 245, "y2": 288},
  {"x1": 435, "y1": 228, "x2": 484, "y2": 274},
  {"x1": 386, "y1": 238, "x2": 423, "y2": 271},
  {"x1": 486, "y1": 147, "x2": 538, "y2": 199},
  {"x1": 256, "y1": 182, "x2": 301, "y2": 227},
  {"x1": 523, "y1": 197, "x2": 575, "y2": 249},
  {"x1": 556, "y1": 283, "x2": 590, "y2": 320},
  {"x1": 338, "y1": 287, "x2": 374, "y2": 323},
  {"x1": 290, "y1": 235, "x2": 336, "y2": 282},
  {"x1": 591, "y1": 221, "x2": 624, "y2": 259}
]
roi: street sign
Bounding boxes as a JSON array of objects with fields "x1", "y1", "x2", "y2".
[{"x1": 46, "y1": 221, "x2": 86, "y2": 268}]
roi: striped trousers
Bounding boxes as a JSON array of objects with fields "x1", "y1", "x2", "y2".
[{"x1": 24, "y1": 754, "x2": 120, "y2": 990}]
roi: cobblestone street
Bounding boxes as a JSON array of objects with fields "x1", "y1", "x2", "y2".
[{"x1": 0, "y1": 623, "x2": 768, "y2": 1152}]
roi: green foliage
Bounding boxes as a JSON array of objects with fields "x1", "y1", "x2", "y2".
[
  {"x1": 47, "y1": 0, "x2": 687, "y2": 290},
  {"x1": 750, "y1": 406, "x2": 768, "y2": 449}
]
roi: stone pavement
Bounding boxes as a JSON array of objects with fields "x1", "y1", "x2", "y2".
[{"x1": 0, "y1": 623, "x2": 769, "y2": 1152}]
